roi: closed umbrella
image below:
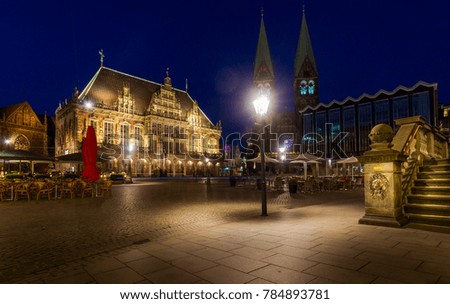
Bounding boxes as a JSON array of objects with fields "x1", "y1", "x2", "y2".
[{"x1": 81, "y1": 126, "x2": 100, "y2": 182}]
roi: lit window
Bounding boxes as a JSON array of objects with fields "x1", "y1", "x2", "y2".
[
  {"x1": 300, "y1": 80, "x2": 307, "y2": 95},
  {"x1": 308, "y1": 80, "x2": 315, "y2": 94}
]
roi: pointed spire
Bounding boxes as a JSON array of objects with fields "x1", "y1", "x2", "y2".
[
  {"x1": 294, "y1": 4, "x2": 317, "y2": 76},
  {"x1": 253, "y1": 8, "x2": 274, "y2": 80},
  {"x1": 99, "y1": 49, "x2": 105, "y2": 67}
]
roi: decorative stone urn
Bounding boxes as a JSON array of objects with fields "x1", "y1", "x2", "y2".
[{"x1": 357, "y1": 124, "x2": 408, "y2": 227}]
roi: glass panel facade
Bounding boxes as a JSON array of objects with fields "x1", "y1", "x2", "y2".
[
  {"x1": 342, "y1": 106, "x2": 356, "y2": 155},
  {"x1": 315, "y1": 111, "x2": 326, "y2": 154},
  {"x1": 374, "y1": 99, "x2": 390, "y2": 125},
  {"x1": 358, "y1": 103, "x2": 372, "y2": 152},
  {"x1": 412, "y1": 91, "x2": 431, "y2": 123},
  {"x1": 303, "y1": 113, "x2": 313, "y2": 135},
  {"x1": 328, "y1": 108, "x2": 340, "y2": 136},
  {"x1": 392, "y1": 96, "x2": 409, "y2": 122},
  {"x1": 315, "y1": 111, "x2": 326, "y2": 135}
]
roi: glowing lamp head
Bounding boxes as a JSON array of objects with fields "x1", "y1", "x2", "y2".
[{"x1": 253, "y1": 95, "x2": 270, "y2": 116}]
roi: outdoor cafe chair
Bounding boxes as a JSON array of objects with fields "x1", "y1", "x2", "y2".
[
  {"x1": 14, "y1": 181, "x2": 32, "y2": 201},
  {"x1": 59, "y1": 180, "x2": 78, "y2": 199},
  {"x1": 98, "y1": 180, "x2": 112, "y2": 196},
  {"x1": 35, "y1": 180, "x2": 55, "y2": 200},
  {"x1": 79, "y1": 180, "x2": 95, "y2": 198}
]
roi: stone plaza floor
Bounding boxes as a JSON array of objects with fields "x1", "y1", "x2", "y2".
[{"x1": 1, "y1": 178, "x2": 450, "y2": 284}]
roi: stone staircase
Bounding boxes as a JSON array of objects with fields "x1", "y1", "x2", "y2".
[{"x1": 404, "y1": 159, "x2": 450, "y2": 228}]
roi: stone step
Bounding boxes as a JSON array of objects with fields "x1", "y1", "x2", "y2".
[
  {"x1": 414, "y1": 179, "x2": 450, "y2": 187},
  {"x1": 407, "y1": 194, "x2": 450, "y2": 205},
  {"x1": 411, "y1": 186, "x2": 450, "y2": 195},
  {"x1": 420, "y1": 164, "x2": 450, "y2": 172},
  {"x1": 405, "y1": 213, "x2": 450, "y2": 227},
  {"x1": 423, "y1": 159, "x2": 450, "y2": 166},
  {"x1": 404, "y1": 203, "x2": 450, "y2": 217},
  {"x1": 417, "y1": 172, "x2": 450, "y2": 179}
]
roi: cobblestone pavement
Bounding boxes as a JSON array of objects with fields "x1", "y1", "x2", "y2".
[
  {"x1": 0, "y1": 178, "x2": 294, "y2": 283},
  {"x1": 3, "y1": 179, "x2": 450, "y2": 284}
]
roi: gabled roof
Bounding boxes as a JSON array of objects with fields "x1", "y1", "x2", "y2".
[
  {"x1": 299, "y1": 81, "x2": 437, "y2": 113},
  {"x1": 253, "y1": 12, "x2": 274, "y2": 79},
  {"x1": 77, "y1": 66, "x2": 216, "y2": 127},
  {"x1": 0, "y1": 101, "x2": 45, "y2": 128},
  {"x1": 294, "y1": 9, "x2": 317, "y2": 76},
  {"x1": 0, "y1": 101, "x2": 28, "y2": 119}
]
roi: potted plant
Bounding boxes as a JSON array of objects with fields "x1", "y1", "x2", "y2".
[{"x1": 288, "y1": 176, "x2": 298, "y2": 193}]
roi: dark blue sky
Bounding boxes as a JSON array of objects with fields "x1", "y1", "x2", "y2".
[{"x1": 1, "y1": 0, "x2": 449, "y2": 135}]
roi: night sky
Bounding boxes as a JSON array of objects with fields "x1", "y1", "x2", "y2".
[{"x1": 1, "y1": 0, "x2": 449, "y2": 135}]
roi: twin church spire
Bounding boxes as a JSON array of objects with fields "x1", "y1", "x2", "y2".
[{"x1": 253, "y1": 5, "x2": 318, "y2": 113}]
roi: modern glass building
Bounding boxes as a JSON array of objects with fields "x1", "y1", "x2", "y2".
[{"x1": 299, "y1": 81, "x2": 439, "y2": 157}]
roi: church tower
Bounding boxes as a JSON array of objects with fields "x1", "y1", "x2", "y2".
[
  {"x1": 253, "y1": 9, "x2": 274, "y2": 110},
  {"x1": 294, "y1": 6, "x2": 318, "y2": 113}
]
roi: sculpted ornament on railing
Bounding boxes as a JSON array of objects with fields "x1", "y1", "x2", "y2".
[{"x1": 369, "y1": 173, "x2": 389, "y2": 200}]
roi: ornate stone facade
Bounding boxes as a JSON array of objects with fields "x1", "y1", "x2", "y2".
[
  {"x1": 0, "y1": 101, "x2": 48, "y2": 156},
  {"x1": 55, "y1": 67, "x2": 222, "y2": 177}
]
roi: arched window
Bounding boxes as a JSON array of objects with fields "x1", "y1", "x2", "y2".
[
  {"x1": 308, "y1": 80, "x2": 315, "y2": 94},
  {"x1": 300, "y1": 80, "x2": 307, "y2": 95},
  {"x1": 14, "y1": 135, "x2": 30, "y2": 151}
]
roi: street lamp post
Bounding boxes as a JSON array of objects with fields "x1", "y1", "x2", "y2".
[{"x1": 253, "y1": 95, "x2": 270, "y2": 216}]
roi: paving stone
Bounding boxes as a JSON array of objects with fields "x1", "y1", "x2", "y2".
[
  {"x1": 191, "y1": 247, "x2": 233, "y2": 261},
  {"x1": 307, "y1": 252, "x2": 368, "y2": 270},
  {"x1": 304, "y1": 263, "x2": 376, "y2": 284},
  {"x1": 355, "y1": 251, "x2": 422, "y2": 270},
  {"x1": 231, "y1": 246, "x2": 277, "y2": 260},
  {"x1": 262, "y1": 253, "x2": 317, "y2": 272},
  {"x1": 92, "y1": 267, "x2": 144, "y2": 284},
  {"x1": 126, "y1": 256, "x2": 172, "y2": 275},
  {"x1": 84, "y1": 257, "x2": 125, "y2": 276},
  {"x1": 145, "y1": 267, "x2": 201, "y2": 284},
  {"x1": 196, "y1": 265, "x2": 256, "y2": 284},
  {"x1": 216, "y1": 255, "x2": 268, "y2": 273},
  {"x1": 205, "y1": 240, "x2": 244, "y2": 251},
  {"x1": 310, "y1": 244, "x2": 362, "y2": 258},
  {"x1": 45, "y1": 271, "x2": 94, "y2": 284},
  {"x1": 149, "y1": 247, "x2": 190, "y2": 261},
  {"x1": 437, "y1": 276, "x2": 450, "y2": 284},
  {"x1": 247, "y1": 278, "x2": 274, "y2": 284},
  {"x1": 371, "y1": 277, "x2": 404, "y2": 284},
  {"x1": 169, "y1": 241, "x2": 207, "y2": 253},
  {"x1": 249, "y1": 265, "x2": 316, "y2": 284},
  {"x1": 360, "y1": 262, "x2": 439, "y2": 284},
  {"x1": 270, "y1": 245, "x2": 317, "y2": 259},
  {"x1": 115, "y1": 249, "x2": 150, "y2": 263},
  {"x1": 418, "y1": 262, "x2": 450, "y2": 277},
  {"x1": 171, "y1": 255, "x2": 218, "y2": 273}
]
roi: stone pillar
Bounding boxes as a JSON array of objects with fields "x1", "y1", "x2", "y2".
[{"x1": 358, "y1": 124, "x2": 408, "y2": 227}]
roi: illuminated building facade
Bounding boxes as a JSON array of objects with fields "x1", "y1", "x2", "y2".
[
  {"x1": 0, "y1": 101, "x2": 49, "y2": 156},
  {"x1": 55, "y1": 66, "x2": 222, "y2": 177}
]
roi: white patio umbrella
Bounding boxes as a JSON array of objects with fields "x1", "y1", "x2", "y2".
[
  {"x1": 247, "y1": 155, "x2": 279, "y2": 163},
  {"x1": 336, "y1": 156, "x2": 359, "y2": 180}
]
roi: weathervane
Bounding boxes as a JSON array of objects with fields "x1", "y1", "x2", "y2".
[{"x1": 99, "y1": 49, "x2": 105, "y2": 67}]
